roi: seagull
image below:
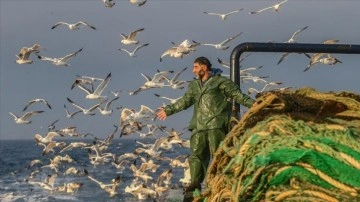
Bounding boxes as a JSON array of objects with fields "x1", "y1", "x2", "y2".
[
  {"x1": 203, "y1": 8, "x2": 243, "y2": 20},
  {"x1": 285, "y1": 26, "x2": 309, "y2": 44},
  {"x1": 59, "y1": 141, "x2": 91, "y2": 153},
  {"x1": 154, "y1": 94, "x2": 182, "y2": 105},
  {"x1": 38, "y1": 141, "x2": 66, "y2": 156},
  {"x1": 134, "y1": 138, "x2": 166, "y2": 157},
  {"x1": 249, "y1": 0, "x2": 288, "y2": 14},
  {"x1": 179, "y1": 168, "x2": 191, "y2": 186},
  {"x1": 15, "y1": 44, "x2": 41, "y2": 64},
  {"x1": 84, "y1": 169, "x2": 121, "y2": 197},
  {"x1": 66, "y1": 98, "x2": 102, "y2": 116},
  {"x1": 160, "y1": 47, "x2": 185, "y2": 62},
  {"x1": 193, "y1": 32, "x2": 242, "y2": 50},
  {"x1": 28, "y1": 174, "x2": 58, "y2": 192},
  {"x1": 64, "y1": 167, "x2": 82, "y2": 176},
  {"x1": 120, "y1": 105, "x2": 155, "y2": 126},
  {"x1": 119, "y1": 43, "x2": 149, "y2": 57},
  {"x1": 72, "y1": 72, "x2": 111, "y2": 100},
  {"x1": 161, "y1": 66, "x2": 189, "y2": 89},
  {"x1": 97, "y1": 97, "x2": 119, "y2": 116},
  {"x1": 34, "y1": 131, "x2": 62, "y2": 144},
  {"x1": 71, "y1": 78, "x2": 94, "y2": 92},
  {"x1": 217, "y1": 53, "x2": 253, "y2": 69},
  {"x1": 64, "y1": 104, "x2": 82, "y2": 118},
  {"x1": 141, "y1": 70, "x2": 174, "y2": 89},
  {"x1": 160, "y1": 40, "x2": 199, "y2": 62},
  {"x1": 48, "y1": 119, "x2": 59, "y2": 131},
  {"x1": 276, "y1": 26, "x2": 310, "y2": 65},
  {"x1": 156, "y1": 168, "x2": 173, "y2": 187},
  {"x1": 51, "y1": 21, "x2": 96, "y2": 30},
  {"x1": 103, "y1": 0, "x2": 115, "y2": 8},
  {"x1": 37, "y1": 48, "x2": 83, "y2": 66},
  {"x1": 23, "y1": 98, "x2": 52, "y2": 111},
  {"x1": 120, "y1": 28, "x2": 145, "y2": 45},
  {"x1": 248, "y1": 82, "x2": 283, "y2": 94},
  {"x1": 303, "y1": 53, "x2": 342, "y2": 72},
  {"x1": 9, "y1": 111, "x2": 43, "y2": 124},
  {"x1": 129, "y1": 0, "x2": 147, "y2": 6},
  {"x1": 109, "y1": 90, "x2": 122, "y2": 97}
]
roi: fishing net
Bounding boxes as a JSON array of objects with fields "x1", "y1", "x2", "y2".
[{"x1": 195, "y1": 87, "x2": 360, "y2": 202}]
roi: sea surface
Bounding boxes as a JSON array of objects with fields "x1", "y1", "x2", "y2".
[{"x1": 0, "y1": 139, "x2": 189, "y2": 202}]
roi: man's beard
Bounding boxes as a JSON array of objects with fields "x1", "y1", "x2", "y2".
[{"x1": 197, "y1": 70, "x2": 205, "y2": 79}]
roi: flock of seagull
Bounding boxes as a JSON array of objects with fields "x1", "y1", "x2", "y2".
[{"x1": 9, "y1": 0, "x2": 346, "y2": 200}]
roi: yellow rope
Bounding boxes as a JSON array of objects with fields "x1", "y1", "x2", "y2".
[
  {"x1": 339, "y1": 152, "x2": 360, "y2": 170},
  {"x1": 297, "y1": 162, "x2": 358, "y2": 195}
]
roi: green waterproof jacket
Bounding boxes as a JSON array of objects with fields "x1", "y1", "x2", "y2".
[{"x1": 163, "y1": 74, "x2": 255, "y2": 131}]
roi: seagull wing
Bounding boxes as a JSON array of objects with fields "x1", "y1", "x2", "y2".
[
  {"x1": 220, "y1": 32, "x2": 243, "y2": 46},
  {"x1": 45, "y1": 132, "x2": 60, "y2": 141},
  {"x1": 74, "y1": 81, "x2": 93, "y2": 95},
  {"x1": 129, "y1": 28, "x2": 145, "y2": 39},
  {"x1": 51, "y1": 22, "x2": 68, "y2": 29},
  {"x1": 119, "y1": 48, "x2": 132, "y2": 55},
  {"x1": 291, "y1": 26, "x2": 309, "y2": 41},
  {"x1": 203, "y1": 12, "x2": 221, "y2": 16},
  {"x1": 250, "y1": 5, "x2": 274, "y2": 14},
  {"x1": 23, "y1": 99, "x2": 37, "y2": 111},
  {"x1": 93, "y1": 72, "x2": 111, "y2": 95},
  {"x1": 22, "y1": 111, "x2": 44, "y2": 120},
  {"x1": 77, "y1": 21, "x2": 96, "y2": 30},
  {"x1": 225, "y1": 8, "x2": 243, "y2": 15},
  {"x1": 172, "y1": 67, "x2": 188, "y2": 82},
  {"x1": 133, "y1": 43, "x2": 149, "y2": 54},
  {"x1": 60, "y1": 48, "x2": 83, "y2": 62},
  {"x1": 67, "y1": 98, "x2": 85, "y2": 111},
  {"x1": 277, "y1": 52, "x2": 290, "y2": 65},
  {"x1": 139, "y1": 105, "x2": 154, "y2": 114},
  {"x1": 104, "y1": 97, "x2": 119, "y2": 110},
  {"x1": 140, "y1": 73, "x2": 152, "y2": 82}
]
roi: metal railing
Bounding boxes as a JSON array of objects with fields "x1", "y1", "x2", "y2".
[{"x1": 229, "y1": 42, "x2": 360, "y2": 120}]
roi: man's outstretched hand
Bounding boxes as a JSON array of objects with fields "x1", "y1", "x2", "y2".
[{"x1": 155, "y1": 107, "x2": 167, "y2": 121}]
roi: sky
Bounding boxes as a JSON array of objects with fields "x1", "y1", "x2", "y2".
[{"x1": 1, "y1": 0, "x2": 360, "y2": 140}]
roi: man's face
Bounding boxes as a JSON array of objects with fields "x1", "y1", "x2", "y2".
[{"x1": 193, "y1": 62, "x2": 207, "y2": 79}]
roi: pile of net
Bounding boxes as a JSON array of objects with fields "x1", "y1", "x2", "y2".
[{"x1": 196, "y1": 87, "x2": 360, "y2": 202}]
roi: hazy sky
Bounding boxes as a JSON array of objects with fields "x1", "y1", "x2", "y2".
[{"x1": 1, "y1": 0, "x2": 359, "y2": 140}]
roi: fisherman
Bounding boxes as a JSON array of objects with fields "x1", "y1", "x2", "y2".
[{"x1": 156, "y1": 56, "x2": 255, "y2": 201}]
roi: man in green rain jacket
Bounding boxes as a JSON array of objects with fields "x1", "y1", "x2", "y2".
[{"x1": 156, "y1": 56, "x2": 254, "y2": 201}]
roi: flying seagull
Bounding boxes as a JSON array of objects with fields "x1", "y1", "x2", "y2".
[
  {"x1": 203, "y1": 8, "x2": 243, "y2": 20},
  {"x1": 249, "y1": 0, "x2": 288, "y2": 14},
  {"x1": 120, "y1": 28, "x2": 145, "y2": 45},
  {"x1": 9, "y1": 111, "x2": 44, "y2": 124},
  {"x1": 119, "y1": 43, "x2": 149, "y2": 57},
  {"x1": 23, "y1": 98, "x2": 52, "y2": 111},
  {"x1": 15, "y1": 44, "x2": 41, "y2": 64},
  {"x1": 51, "y1": 21, "x2": 96, "y2": 30},
  {"x1": 193, "y1": 32, "x2": 242, "y2": 50},
  {"x1": 37, "y1": 48, "x2": 83, "y2": 66}
]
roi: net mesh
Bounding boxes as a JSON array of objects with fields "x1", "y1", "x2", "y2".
[{"x1": 195, "y1": 87, "x2": 360, "y2": 202}]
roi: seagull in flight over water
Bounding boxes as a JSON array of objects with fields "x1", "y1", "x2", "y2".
[{"x1": 9, "y1": 111, "x2": 44, "y2": 124}]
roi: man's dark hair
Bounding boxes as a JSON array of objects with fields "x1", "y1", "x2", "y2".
[{"x1": 194, "y1": 56, "x2": 212, "y2": 71}]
